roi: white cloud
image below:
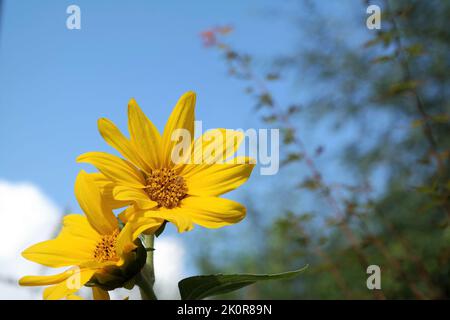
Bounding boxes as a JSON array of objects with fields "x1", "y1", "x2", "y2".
[
  {"x1": 154, "y1": 236, "x2": 186, "y2": 299},
  {"x1": 0, "y1": 179, "x2": 186, "y2": 300},
  {"x1": 109, "y1": 236, "x2": 186, "y2": 300},
  {"x1": 0, "y1": 180, "x2": 61, "y2": 299}
]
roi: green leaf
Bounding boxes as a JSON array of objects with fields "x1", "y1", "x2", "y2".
[
  {"x1": 259, "y1": 93, "x2": 274, "y2": 107},
  {"x1": 281, "y1": 152, "x2": 304, "y2": 166},
  {"x1": 287, "y1": 104, "x2": 302, "y2": 115},
  {"x1": 282, "y1": 128, "x2": 296, "y2": 144},
  {"x1": 431, "y1": 113, "x2": 450, "y2": 124},
  {"x1": 298, "y1": 178, "x2": 321, "y2": 190},
  {"x1": 266, "y1": 73, "x2": 280, "y2": 81},
  {"x1": 363, "y1": 31, "x2": 393, "y2": 48},
  {"x1": 155, "y1": 220, "x2": 167, "y2": 237},
  {"x1": 388, "y1": 80, "x2": 418, "y2": 95},
  {"x1": 178, "y1": 266, "x2": 308, "y2": 300},
  {"x1": 262, "y1": 114, "x2": 278, "y2": 123},
  {"x1": 411, "y1": 119, "x2": 423, "y2": 128},
  {"x1": 226, "y1": 51, "x2": 238, "y2": 60},
  {"x1": 371, "y1": 55, "x2": 394, "y2": 64},
  {"x1": 404, "y1": 44, "x2": 424, "y2": 57}
]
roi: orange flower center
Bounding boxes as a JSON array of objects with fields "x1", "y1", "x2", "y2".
[
  {"x1": 93, "y1": 229, "x2": 119, "y2": 262},
  {"x1": 145, "y1": 168, "x2": 187, "y2": 209}
]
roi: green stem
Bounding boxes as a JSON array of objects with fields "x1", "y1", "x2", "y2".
[{"x1": 136, "y1": 234, "x2": 157, "y2": 300}]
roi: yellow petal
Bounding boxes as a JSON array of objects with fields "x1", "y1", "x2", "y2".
[
  {"x1": 92, "y1": 287, "x2": 110, "y2": 300},
  {"x1": 19, "y1": 268, "x2": 76, "y2": 286},
  {"x1": 180, "y1": 196, "x2": 246, "y2": 229},
  {"x1": 198, "y1": 129, "x2": 244, "y2": 164},
  {"x1": 88, "y1": 172, "x2": 129, "y2": 209},
  {"x1": 77, "y1": 152, "x2": 146, "y2": 188},
  {"x1": 98, "y1": 117, "x2": 151, "y2": 172},
  {"x1": 141, "y1": 208, "x2": 193, "y2": 233},
  {"x1": 128, "y1": 98, "x2": 162, "y2": 169},
  {"x1": 115, "y1": 223, "x2": 137, "y2": 259},
  {"x1": 161, "y1": 91, "x2": 196, "y2": 168},
  {"x1": 88, "y1": 172, "x2": 112, "y2": 189},
  {"x1": 22, "y1": 239, "x2": 91, "y2": 267},
  {"x1": 61, "y1": 214, "x2": 100, "y2": 243},
  {"x1": 117, "y1": 205, "x2": 138, "y2": 223},
  {"x1": 127, "y1": 215, "x2": 165, "y2": 239},
  {"x1": 67, "y1": 295, "x2": 84, "y2": 300},
  {"x1": 43, "y1": 268, "x2": 96, "y2": 300},
  {"x1": 174, "y1": 129, "x2": 244, "y2": 174},
  {"x1": 183, "y1": 157, "x2": 255, "y2": 196},
  {"x1": 113, "y1": 185, "x2": 158, "y2": 210},
  {"x1": 75, "y1": 171, "x2": 118, "y2": 235},
  {"x1": 79, "y1": 259, "x2": 117, "y2": 269},
  {"x1": 22, "y1": 222, "x2": 96, "y2": 268}
]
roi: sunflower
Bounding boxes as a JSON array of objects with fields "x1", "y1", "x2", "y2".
[
  {"x1": 19, "y1": 171, "x2": 152, "y2": 300},
  {"x1": 77, "y1": 91, "x2": 255, "y2": 235}
]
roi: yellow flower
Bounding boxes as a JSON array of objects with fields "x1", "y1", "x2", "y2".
[
  {"x1": 19, "y1": 171, "x2": 148, "y2": 300},
  {"x1": 77, "y1": 91, "x2": 255, "y2": 234}
]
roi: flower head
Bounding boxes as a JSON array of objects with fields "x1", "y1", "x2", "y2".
[
  {"x1": 77, "y1": 91, "x2": 255, "y2": 235},
  {"x1": 19, "y1": 171, "x2": 147, "y2": 300}
]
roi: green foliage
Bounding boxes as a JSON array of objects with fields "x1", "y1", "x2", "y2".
[
  {"x1": 198, "y1": 0, "x2": 450, "y2": 299},
  {"x1": 178, "y1": 267, "x2": 307, "y2": 300},
  {"x1": 281, "y1": 152, "x2": 304, "y2": 166}
]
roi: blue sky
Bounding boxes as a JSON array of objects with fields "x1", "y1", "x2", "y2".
[
  {"x1": 0, "y1": 1, "x2": 297, "y2": 283},
  {"x1": 0, "y1": 0, "x2": 296, "y2": 211},
  {"x1": 0, "y1": 1, "x2": 387, "y2": 287},
  {"x1": 0, "y1": 1, "x2": 379, "y2": 237}
]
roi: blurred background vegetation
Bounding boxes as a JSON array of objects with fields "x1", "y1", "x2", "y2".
[
  {"x1": 194, "y1": 0, "x2": 450, "y2": 299},
  {"x1": 1, "y1": 0, "x2": 448, "y2": 300}
]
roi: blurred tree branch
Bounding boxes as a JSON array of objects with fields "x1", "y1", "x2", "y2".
[{"x1": 198, "y1": 0, "x2": 450, "y2": 299}]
